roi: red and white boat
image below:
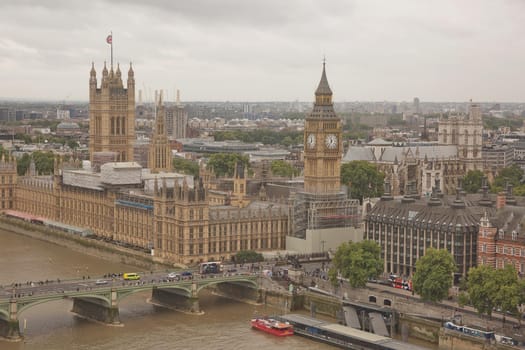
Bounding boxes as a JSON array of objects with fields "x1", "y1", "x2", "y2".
[{"x1": 251, "y1": 317, "x2": 294, "y2": 336}]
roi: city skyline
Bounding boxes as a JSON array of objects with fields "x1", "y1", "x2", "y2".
[{"x1": 1, "y1": 0, "x2": 525, "y2": 102}]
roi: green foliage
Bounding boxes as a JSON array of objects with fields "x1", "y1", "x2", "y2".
[
  {"x1": 234, "y1": 250, "x2": 264, "y2": 263},
  {"x1": 173, "y1": 157, "x2": 199, "y2": 177},
  {"x1": 17, "y1": 154, "x2": 30, "y2": 175},
  {"x1": 67, "y1": 140, "x2": 79, "y2": 149},
  {"x1": 270, "y1": 160, "x2": 299, "y2": 178},
  {"x1": 386, "y1": 115, "x2": 406, "y2": 126},
  {"x1": 206, "y1": 153, "x2": 250, "y2": 178},
  {"x1": 492, "y1": 165, "x2": 524, "y2": 191},
  {"x1": 513, "y1": 185, "x2": 525, "y2": 196},
  {"x1": 341, "y1": 115, "x2": 373, "y2": 139},
  {"x1": 16, "y1": 151, "x2": 55, "y2": 176},
  {"x1": 462, "y1": 170, "x2": 484, "y2": 193},
  {"x1": 341, "y1": 161, "x2": 385, "y2": 203},
  {"x1": 412, "y1": 248, "x2": 456, "y2": 302},
  {"x1": 15, "y1": 133, "x2": 32, "y2": 144},
  {"x1": 213, "y1": 129, "x2": 303, "y2": 146},
  {"x1": 329, "y1": 240, "x2": 383, "y2": 288},
  {"x1": 457, "y1": 292, "x2": 470, "y2": 308},
  {"x1": 33, "y1": 151, "x2": 55, "y2": 175},
  {"x1": 464, "y1": 265, "x2": 521, "y2": 318},
  {"x1": 483, "y1": 116, "x2": 522, "y2": 131}
]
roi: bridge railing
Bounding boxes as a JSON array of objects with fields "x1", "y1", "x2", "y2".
[{"x1": 0, "y1": 272, "x2": 260, "y2": 302}]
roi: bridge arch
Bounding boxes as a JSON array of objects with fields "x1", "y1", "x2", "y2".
[
  {"x1": 18, "y1": 294, "x2": 112, "y2": 316},
  {"x1": 116, "y1": 285, "x2": 192, "y2": 302},
  {"x1": 196, "y1": 278, "x2": 257, "y2": 294}
]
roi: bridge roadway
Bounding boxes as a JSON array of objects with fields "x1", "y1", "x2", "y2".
[
  {"x1": 0, "y1": 269, "x2": 255, "y2": 298},
  {"x1": 0, "y1": 270, "x2": 260, "y2": 341}
]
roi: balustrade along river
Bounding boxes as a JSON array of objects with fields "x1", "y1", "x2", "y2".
[{"x1": 0, "y1": 228, "x2": 333, "y2": 350}]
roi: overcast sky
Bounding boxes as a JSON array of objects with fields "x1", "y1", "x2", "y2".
[{"x1": 1, "y1": 0, "x2": 524, "y2": 102}]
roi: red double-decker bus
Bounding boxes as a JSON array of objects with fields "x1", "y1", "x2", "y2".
[{"x1": 392, "y1": 278, "x2": 412, "y2": 291}]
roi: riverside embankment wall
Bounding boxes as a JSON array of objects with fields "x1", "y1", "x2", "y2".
[{"x1": 0, "y1": 218, "x2": 172, "y2": 270}]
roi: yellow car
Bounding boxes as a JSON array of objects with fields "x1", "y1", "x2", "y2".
[{"x1": 123, "y1": 273, "x2": 140, "y2": 280}]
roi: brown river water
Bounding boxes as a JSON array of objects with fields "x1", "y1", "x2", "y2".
[{"x1": 0, "y1": 229, "x2": 334, "y2": 350}]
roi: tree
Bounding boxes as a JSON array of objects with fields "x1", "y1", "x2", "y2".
[
  {"x1": 67, "y1": 140, "x2": 79, "y2": 149},
  {"x1": 270, "y1": 160, "x2": 299, "y2": 178},
  {"x1": 462, "y1": 170, "x2": 484, "y2": 193},
  {"x1": 206, "y1": 153, "x2": 250, "y2": 178},
  {"x1": 281, "y1": 136, "x2": 294, "y2": 147},
  {"x1": 33, "y1": 151, "x2": 55, "y2": 175},
  {"x1": 17, "y1": 153, "x2": 31, "y2": 175},
  {"x1": 513, "y1": 185, "x2": 525, "y2": 196},
  {"x1": 329, "y1": 240, "x2": 382, "y2": 288},
  {"x1": 16, "y1": 152, "x2": 55, "y2": 176},
  {"x1": 340, "y1": 161, "x2": 384, "y2": 203},
  {"x1": 234, "y1": 250, "x2": 264, "y2": 263},
  {"x1": 15, "y1": 133, "x2": 32, "y2": 144},
  {"x1": 173, "y1": 157, "x2": 199, "y2": 177},
  {"x1": 412, "y1": 248, "x2": 456, "y2": 302},
  {"x1": 463, "y1": 265, "x2": 521, "y2": 319},
  {"x1": 212, "y1": 129, "x2": 303, "y2": 146},
  {"x1": 492, "y1": 165, "x2": 524, "y2": 192}
]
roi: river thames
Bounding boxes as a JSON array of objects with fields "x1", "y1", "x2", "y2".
[{"x1": 0, "y1": 229, "x2": 334, "y2": 350}]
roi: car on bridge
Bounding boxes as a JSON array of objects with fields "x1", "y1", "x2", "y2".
[
  {"x1": 181, "y1": 271, "x2": 193, "y2": 280},
  {"x1": 123, "y1": 273, "x2": 141, "y2": 280},
  {"x1": 167, "y1": 272, "x2": 181, "y2": 281}
]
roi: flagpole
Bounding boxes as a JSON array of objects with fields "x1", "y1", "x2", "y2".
[{"x1": 110, "y1": 31, "x2": 113, "y2": 69}]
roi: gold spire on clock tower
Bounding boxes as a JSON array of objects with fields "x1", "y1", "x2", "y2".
[{"x1": 303, "y1": 62, "x2": 342, "y2": 194}]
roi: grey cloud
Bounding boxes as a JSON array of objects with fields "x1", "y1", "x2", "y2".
[{"x1": 0, "y1": 0, "x2": 524, "y2": 102}]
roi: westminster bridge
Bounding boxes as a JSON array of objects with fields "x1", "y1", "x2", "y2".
[{"x1": 0, "y1": 272, "x2": 260, "y2": 341}]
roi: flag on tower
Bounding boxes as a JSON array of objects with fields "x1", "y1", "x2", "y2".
[{"x1": 106, "y1": 35, "x2": 112, "y2": 44}]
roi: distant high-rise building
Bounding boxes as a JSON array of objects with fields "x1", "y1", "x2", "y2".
[
  {"x1": 0, "y1": 108, "x2": 9, "y2": 122},
  {"x1": 56, "y1": 109, "x2": 70, "y2": 120},
  {"x1": 89, "y1": 62, "x2": 136, "y2": 162},
  {"x1": 413, "y1": 97, "x2": 420, "y2": 114},
  {"x1": 15, "y1": 110, "x2": 25, "y2": 121},
  {"x1": 165, "y1": 90, "x2": 187, "y2": 139}
]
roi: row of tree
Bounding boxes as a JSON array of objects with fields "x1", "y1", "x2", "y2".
[
  {"x1": 462, "y1": 165, "x2": 525, "y2": 195},
  {"x1": 329, "y1": 242, "x2": 525, "y2": 319},
  {"x1": 213, "y1": 129, "x2": 303, "y2": 147}
]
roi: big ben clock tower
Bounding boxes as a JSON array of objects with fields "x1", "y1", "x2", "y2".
[{"x1": 303, "y1": 62, "x2": 343, "y2": 194}]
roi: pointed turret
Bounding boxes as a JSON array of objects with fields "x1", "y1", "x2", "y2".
[
  {"x1": 116, "y1": 63, "x2": 122, "y2": 79},
  {"x1": 127, "y1": 62, "x2": 135, "y2": 88},
  {"x1": 315, "y1": 61, "x2": 333, "y2": 96},
  {"x1": 90, "y1": 62, "x2": 96, "y2": 82},
  {"x1": 102, "y1": 61, "x2": 108, "y2": 78},
  {"x1": 128, "y1": 62, "x2": 134, "y2": 77}
]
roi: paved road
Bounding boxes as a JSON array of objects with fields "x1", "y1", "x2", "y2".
[{"x1": 0, "y1": 266, "x2": 258, "y2": 300}]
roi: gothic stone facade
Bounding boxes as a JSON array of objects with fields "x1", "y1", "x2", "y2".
[{"x1": 14, "y1": 162, "x2": 288, "y2": 265}]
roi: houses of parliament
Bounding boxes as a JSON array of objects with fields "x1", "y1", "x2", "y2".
[{"x1": 0, "y1": 61, "x2": 354, "y2": 265}]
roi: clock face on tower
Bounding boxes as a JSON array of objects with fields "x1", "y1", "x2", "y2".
[
  {"x1": 307, "y1": 134, "x2": 316, "y2": 149},
  {"x1": 325, "y1": 134, "x2": 338, "y2": 149}
]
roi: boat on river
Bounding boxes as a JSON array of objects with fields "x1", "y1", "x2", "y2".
[{"x1": 251, "y1": 317, "x2": 294, "y2": 336}]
